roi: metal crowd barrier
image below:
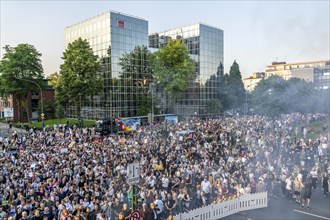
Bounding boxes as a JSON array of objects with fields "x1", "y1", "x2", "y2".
[{"x1": 173, "y1": 192, "x2": 268, "y2": 220}]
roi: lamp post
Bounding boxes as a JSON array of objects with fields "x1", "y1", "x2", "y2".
[
  {"x1": 116, "y1": 90, "x2": 119, "y2": 118},
  {"x1": 109, "y1": 90, "x2": 113, "y2": 134},
  {"x1": 15, "y1": 77, "x2": 44, "y2": 131},
  {"x1": 79, "y1": 93, "x2": 82, "y2": 134},
  {"x1": 149, "y1": 83, "x2": 154, "y2": 131},
  {"x1": 245, "y1": 85, "x2": 250, "y2": 116}
]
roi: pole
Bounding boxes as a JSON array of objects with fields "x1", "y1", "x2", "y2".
[
  {"x1": 6, "y1": 116, "x2": 8, "y2": 135},
  {"x1": 110, "y1": 90, "x2": 113, "y2": 134},
  {"x1": 245, "y1": 90, "x2": 248, "y2": 116},
  {"x1": 151, "y1": 83, "x2": 154, "y2": 131},
  {"x1": 15, "y1": 77, "x2": 44, "y2": 131},
  {"x1": 20, "y1": 122, "x2": 22, "y2": 143},
  {"x1": 116, "y1": 90, "x2": 119, "y2": 118},
  {"x1": 132, "y1": 185, "x2": 135, "y2": 211},
  {"x1": 79, "y1": 94, "x2": 82, "y2": 134}
]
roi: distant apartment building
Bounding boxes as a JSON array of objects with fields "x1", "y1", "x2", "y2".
[
  {"x1": 243, "y1": 72, "x2": 265, "y2": 92},
  {"x1": 149, "y1": 23, "x2": 224, "y2": 116},
  {"x1": 265, "y1": 60, "x2": 330, "y2": 88},
  {"x1": 314, "y1": 66, "x2": 330, "y2": 89},
  {"x1": 243, "y1": 60, "x2": 330, "y2": 91},
  {"x1": 0, "y1": 96, "x2": 13, "y2": 118}
]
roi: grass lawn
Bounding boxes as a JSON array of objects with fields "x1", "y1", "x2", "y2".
[{"x1": 16, "y1": 118, "x2": 96, "y2": 130}]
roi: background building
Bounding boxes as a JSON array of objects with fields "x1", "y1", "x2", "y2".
[
  {"x1": 149, "y1": 23, "x2": 224, "y2": 116},
  {"x1": 0, "y1": 96, "x2": 13, "y2": 118},
  {"x1": 245, "y1": 60, "x2": 330, "y2": 91},
  {"x1": 265, "y1": 60, "x2": 329, "y2": 83},
  {"x1": 65, "y1": 12, "x2": 224, "y2": 118},
  {"x1": 64, "y1": 11, "x2": 149, "y2": 118},
  {"x1": 243, "y1": 72, "x2": 265, "y2": 92},
  {"x1": 314, "y1": 65, "x2": 330, "y2": 89},
  {"x1": 11, "y1": 81, "x2": 54, "y2": 123}
]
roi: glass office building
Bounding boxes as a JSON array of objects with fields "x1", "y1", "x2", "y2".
[
  {"x1": 64, "y1": 11, "x2": 149, "y2": 118},
  {"x1": 65, "y1": 12, "x2": 224, "y2": 118},
  {"x1": 149, "y1": 23, "x2": 224, "y2": 116}
]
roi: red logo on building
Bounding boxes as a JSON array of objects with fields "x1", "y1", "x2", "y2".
[{"x1": 117, "y1": 20, "x2": 125, "y2": 28}]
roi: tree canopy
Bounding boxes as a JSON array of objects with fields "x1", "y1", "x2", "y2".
[
  {"x1": 0, "y1": 44, "x2": 44, "y2": 122},
  {"x1": 0, "y1": 44, "x2": 44, "y2": 96},
  {"x1": 150, "y1": 39, "x2": 195, "y2": 112},
  {"x1": 218, "y1": 60, "x2": 245, "y2": 112},
  {"x1": 251, "y1": 76, "x2": 329, "y2": 116},
  {"x1": 118, "y1": 46, "x2": 153, "y2": 116},
  {"x1": 55, "y1": 38, "x2": 103, "y2": 113}
]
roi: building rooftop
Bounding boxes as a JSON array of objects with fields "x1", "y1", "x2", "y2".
[
  {"x1": 266, "y1": 60, "x2": 330, "y2": 67},
  {"x1": 149, "y1": 22, "x2": 223, "y2": 36},
  {"x1": 65, "y1": 10, "x2": 147, "y2": 30}
]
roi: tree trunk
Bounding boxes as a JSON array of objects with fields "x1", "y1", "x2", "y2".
[
  {"x1": 17, "y1": 96, "x2": 22, "y2": 123},
  {"x1": 24, "y1": 93, "x2": 30, "y2": 123},
  {"x1": 169, "y1": 93, "x2": 176, "y2": 114}
]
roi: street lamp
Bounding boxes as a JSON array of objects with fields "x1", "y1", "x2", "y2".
[
  {"x1": 79, "y1": 93, "x2": 83, "y2": 134},
  {"x1": 116, "y1": 90, "x2": 119, "y2": 118},
  {"x1": 245, "y1": 85, "x2": 251, "y2": 116},
  {"x1": 15, "y1": 77, "x2": 44, "y2": 130},
  {"x1": 149, "y1": 82, "x2": 154, "y2": 131},
  {"x1": 109, "y1": 90, "x2": 113, "y2": 134}
]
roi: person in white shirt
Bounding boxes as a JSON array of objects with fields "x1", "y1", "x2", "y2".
[
  {"x1": 285, "y1": 176, "x2": 293, "y2": 201},
  {"x1": 201, "y1": 177, "x2": 211, "y2": 204},
  {"x1": 161, "y1": 175, "x2": 169, "y2": 192}
]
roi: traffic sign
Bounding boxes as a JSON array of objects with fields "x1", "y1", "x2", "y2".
[
  {"x1": 129, "y1": 210, "x2": 140, "y2": 220},
  {"x1": 4, "y1": 108, "x2": 13, "y2": 118},
  {"x1": 127, "y1": 162, "x2": 140, "y2": 185}
]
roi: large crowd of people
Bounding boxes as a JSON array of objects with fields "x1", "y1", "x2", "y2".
[{"x1": 0, "y1": 113, "x2": 329, "y2": 220}]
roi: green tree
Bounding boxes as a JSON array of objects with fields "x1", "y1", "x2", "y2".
[
  {"x1": 150, "y1": 39, "x2": 195, "y2": 113},
  {"x1": 227, "y1": 60, "x2": 245, "y2": 111},
  {"x1": 218, "y1": 74, "x2": 231, "y2": 111},
  {"x1": 217, "y1": 61, "x2": 245, "y2": 112},
  {"x1": 0, "y1": 44, "x2": 44, "y2": 122},
  {"x1": 48, "y1": 72, "x2": 60, "y2": 87},
  {"x1": 56, "y1": 38, "x2": 103, "y2": 115},
  {"x1": 118, "y1": 46, "x2": 152, "y2": 116},
  {"x1": 249, "y1": 76, "x2": 328, "y2": 116},
  {"x1": 36, "y1": 99, "x2": 56, "y2": 119},
  {"x1": 205, "y1": 99, "x2": 223, "y2": 115},
  {"x1": 251, "y1": 76, "x2": 287, "y2": 116}
]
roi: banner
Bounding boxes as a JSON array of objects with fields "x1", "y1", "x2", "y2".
[
  {"x1": 119, "y1": 117, "x2": 141, "y2": 132},
  {"x1": 165, "y1": 115, "x2": 178, "y2": 125}
]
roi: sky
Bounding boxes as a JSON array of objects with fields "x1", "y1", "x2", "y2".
[{"x1": 1, "y1": 0, "x2": 329, "y2": 78}]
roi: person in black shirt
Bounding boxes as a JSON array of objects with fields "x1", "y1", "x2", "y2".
[
  {"x1": 30, "y1": 210, "x2": 42, "y2": 220},
  {"x1": 302, "y1": 177, "x2": 312, "y2": 210},
  {"x1": 58, "y1": 188, "x2": 66, "y2": 202},
  {"x1": 164, "y1": 193, "x2": 176, "y2": 218},
  {"x1": 322, "y1": 172, "x2": 329, "y2": 197},
  {"x1": 147, "y1": 203, "x2": 158, "y2": 220},
  {"x1": 121, "y1": 204, "x2": 131, "y2": 220},
  {"x1": 42, "y1": 207, "x2": 52, "y2": 220}
]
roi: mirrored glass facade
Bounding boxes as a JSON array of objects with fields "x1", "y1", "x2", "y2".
[
  {"x1": 64, "y1": 12, "x2": 223, "y2": 118},
  {"x1": 149, "y1": 23, "x2": 224, "y2": 116},
  {"x1": 64, "y1": 11, "x2": 149, "y2": 118}
]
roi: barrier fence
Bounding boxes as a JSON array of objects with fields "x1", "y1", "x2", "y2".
[{"x1": 173, "y1": 192, "x2": 268, "y2": 220}]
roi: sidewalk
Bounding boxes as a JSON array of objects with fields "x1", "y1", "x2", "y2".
[{"x1": 0, "y1": 122, "x2": 27, "y2": 137}]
